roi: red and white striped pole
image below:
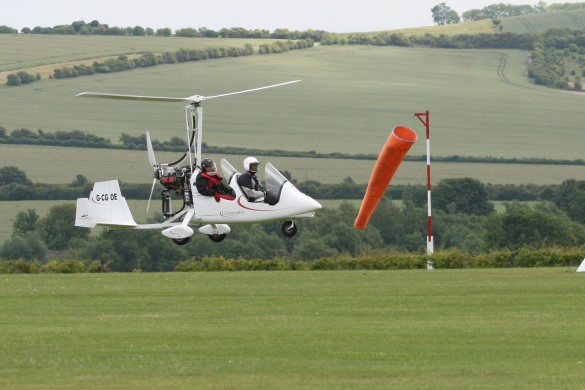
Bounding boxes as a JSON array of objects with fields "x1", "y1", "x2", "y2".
[{"x1": 415, "y1": 111, "x2": 434, "y2": 269}]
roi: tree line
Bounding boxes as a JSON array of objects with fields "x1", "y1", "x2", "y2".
[
  {"x1": 2, "y1": 176, "x2": 585, "y2": 270},
  {"x1": 0, "y1": 165, "x2": 561, "y2": 205},
  {"x1": 5, "y1": 39, "x2": 314, "y2": 86},
  {"x1": 2, "y1": 3, "x2": 585, "y2": 36},
  {"x1": 2, "y1": 128, "x2": 585, "y2": 167},
  {"x1": 0, "y1": 19, "x2": 329, "y2": 42}
]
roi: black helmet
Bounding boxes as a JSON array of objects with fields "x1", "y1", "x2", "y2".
[{"x1": 201, "y1": 158, "x2": 216, "y2": 175}]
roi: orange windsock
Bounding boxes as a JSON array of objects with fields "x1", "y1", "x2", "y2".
[{"x1": 354, "y1": 126, "x2": 418, "y2": 229}]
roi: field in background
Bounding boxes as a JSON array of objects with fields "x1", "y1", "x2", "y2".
[
  {"x1": 1, "y1": 270, "x2": 583, "y2": 389},
  {"x1": 501, "y1": 9, "x2": 585, "y2": 33},
  {"x1": 0, "y1": 34, "x2": 269, "y2": 72},
  {"x1": 6, "y1": 144, "x2": 585, "y2": 186},
  {"x1": 1, "y1": 42, "x2": 585, "y2": 160},
  {"x1": 385, "y1": 19, "x2": 495, "y2": 36}
]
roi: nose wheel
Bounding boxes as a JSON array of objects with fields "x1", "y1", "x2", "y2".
[
  {"x1": 172, "y1": 237, "x2": 191, "y2": 246},
  {"x1": 281, "y1": 221, "x2": 297, "y2": 237},
  {"x1": 208, "y1": 234, "x2": 227, "y2": 242}
]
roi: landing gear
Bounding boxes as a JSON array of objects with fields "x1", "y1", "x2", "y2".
[
  {"x1": 281, "y1": 220, "x2": 297, "y2": 237},
  {"x1": 208, "y1": 234, "x2": 227, "y2": 242},
  {"x1": 172, "y1": 237, "x2": 191, "y2": 246}
]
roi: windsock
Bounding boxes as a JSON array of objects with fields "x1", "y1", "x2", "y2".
[{"x1": 354, "y1": 126, "x2": 418, "y2": 229}]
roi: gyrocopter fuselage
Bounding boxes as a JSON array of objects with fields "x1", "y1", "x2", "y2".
[{"x1": 74, "y1": 81, "x2": 322, "y2": 245}]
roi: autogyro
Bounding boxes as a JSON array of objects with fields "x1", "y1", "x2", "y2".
[{"x1": 75, "y1": 81, "x2": 321, "y2": 245}]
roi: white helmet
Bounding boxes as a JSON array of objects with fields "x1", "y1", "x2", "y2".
[{"x1": 243, "y1": 156, "x2": 260, "y2": 173}]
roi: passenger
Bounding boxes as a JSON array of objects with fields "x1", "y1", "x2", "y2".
[
  {"x1": 237, "y1": 156, "x2": 266, "y2": 202},
  {"x1": 195, "y1": 158, "x2": 235, "y2": 202}
]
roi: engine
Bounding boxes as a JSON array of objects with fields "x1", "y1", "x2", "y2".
[{"x1": 154, "y1": 165, "x2": 192, "y2": 216}]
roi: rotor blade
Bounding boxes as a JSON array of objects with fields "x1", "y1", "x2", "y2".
[
  {"x1": 146, "y1": 178, "x2": 157, "y2": 214},
  {"x1": 146, "y1": 131, "x2": 157, "y2": 167},
  {"x1": 76, "y1": 92, "x2": 188, "y2": 103},
  {"x1": 203, "y1": 80, "x2": 302, "y2": 101}
]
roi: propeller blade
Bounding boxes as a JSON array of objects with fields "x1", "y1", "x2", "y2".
[
  {"x1": 76, "y1": 92, "x2": 188, "y2": 103},
  {"x1": 146, "y1": 178, "x2": 157, "y2": 214},
  {"x1": 77, "y1": 80, "x2": 301, "y2": 104},
  {"x1": 146, "y1": 131, "x2": 157, "y2": 167},
  {"x1": 203, "y1": 80, "x2": 301, "y2": 101}
]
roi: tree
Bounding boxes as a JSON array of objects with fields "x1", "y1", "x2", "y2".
[
  {"x1": 0, "y1": 166, "x2": 31, "y2": 186},
  {"x1": 483, "y1": 202, "x2": 585, "y2": 249},
  {"x1": 431, "y1": 3, "x2": 460, "y2": 25},
  {"x1": 156, "y1": 28, "x2": 172, "y2": 37},
  {"x1": 71, "y1": 174, "x2": 88, "y2": 187},
  {"x1": 0, "y1": 25, "x2": 18, "y2": 34},
  {"x1": 433, "y1": 177, "x2": 494, "y2": 215},
  {"x1": 6, "y1": 74, "x2": 20, "y2": 86},
  {"x1": 12, "y1": 209, "x2": 39, "y2": 236},
  {"x1": 0, "y1": 232, "x2": 47, "y2": 261},
  {"x1": 132, "y1": 26, "x2": 146, "y2": 36},
  {"x1": 553, "y1": 179, "x2": 585, "y2": 223},
  {"x1": 36, "y1": 204, "x2": 89, "y2": 250}
]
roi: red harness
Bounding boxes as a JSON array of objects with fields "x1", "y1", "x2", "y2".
[{"x1": 201, "y1": 172, "x2": 235, "y2": 201}]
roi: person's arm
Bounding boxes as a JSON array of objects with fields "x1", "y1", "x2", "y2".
[
  {"x1": 195, "y1": 175, "x2": 215, "y2": 196},
  {"x1": 238, "y1": 174, "x2": 264, "y2": 199}
]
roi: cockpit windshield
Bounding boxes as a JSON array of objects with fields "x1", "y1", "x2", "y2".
[
  {"x1": 264, "y1": 162, "x2": 288, "y2": 195},
  {"x1": 221, "y1": 159, "x2": 288, "y2": 201}
]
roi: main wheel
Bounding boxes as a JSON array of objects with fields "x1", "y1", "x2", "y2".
[
  {"x1": 172, "y1": 237, "x2": 191, "y2": 246},
  {"x1": 281, "y1": 221, "x2": 297, "y2": 237},
  {"x1": 208, "y1": 234, "x2": 227, "y2": 242}
]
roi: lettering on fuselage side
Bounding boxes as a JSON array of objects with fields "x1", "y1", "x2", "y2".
[
  {"x1": 92, "y1": 193, "x2": 119, "y2": 203},
  {"x1": 219, "y1": 210, "x2": 245, "y2": 218}
]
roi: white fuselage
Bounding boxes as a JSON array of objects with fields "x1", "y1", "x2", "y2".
[{"x1": 190, "y1": 172, "x2": 321, "y2": 224}]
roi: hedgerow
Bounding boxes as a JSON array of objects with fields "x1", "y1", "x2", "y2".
[{"x1": 2, "y1": 247, "x2": 583, "y2": 273}]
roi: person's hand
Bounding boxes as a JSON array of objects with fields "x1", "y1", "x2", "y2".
[{"x1": 213, "y1": 192, "x2": 221, "y2": 202}]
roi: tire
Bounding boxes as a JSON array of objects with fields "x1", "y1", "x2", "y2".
[
  {"x1": 172, "y1": 237, "x2": 191, "y2": 246},
  {"x1": 208, "y1": 234, "x2": 227, "y2": 242},
  {"x1": 281, "y1": 221, "x2": 297, "y2": 237}
]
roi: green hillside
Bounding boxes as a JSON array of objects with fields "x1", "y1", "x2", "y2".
[
  {"x1": 501, "y1": 8, "x2": 585, "y2": 33},
  {"x1": 0, "y1": 34, "x2": 269, "y2": 72},
  {"x1": 1, "y1": 41, "x2": 584, "y2": 159},
  {"x1": 342, "y1": 8, "x2": 585, "y2": 37}
]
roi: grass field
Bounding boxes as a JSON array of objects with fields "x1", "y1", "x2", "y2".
[{"x1": 0, "y1": 269, "x2": 584, "y2": 389}]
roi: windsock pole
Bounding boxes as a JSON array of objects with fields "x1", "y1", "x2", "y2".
[{"x1": 415, "y1": 111, "x2": 434, "y2": 270}]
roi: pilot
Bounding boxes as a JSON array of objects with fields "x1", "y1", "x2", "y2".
[
  {"x1": 195, "y1": 158, "x2": 235, "y2": 202},
  {"x1": 238, "y1": 156, "x2": 266, "y2": 202}
]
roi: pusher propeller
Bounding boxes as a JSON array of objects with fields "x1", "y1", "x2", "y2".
[{"x1": 146, "y1": 131, "x2": 158, "y2": 213}]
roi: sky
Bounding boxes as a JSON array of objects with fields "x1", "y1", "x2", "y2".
[{"x1": 4, "y1": 0, "x2": 539, "y2": 33}]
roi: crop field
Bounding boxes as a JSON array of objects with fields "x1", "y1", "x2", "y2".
[
  {"x1": 501, "y1": 9, "x2": 585, "y2": 33},
  {"x1": 389, "y1": 19, "x2": 495, "y2": 36},
  {"x1": 1, "y1": 269, "x2": 584, "y2": 389},
  {"x1": 0, "y1": 34, "x2": 270, "y2": 72},
  {"x1": 1, "y1": 40, "x2": 585, "y2": 160}
]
